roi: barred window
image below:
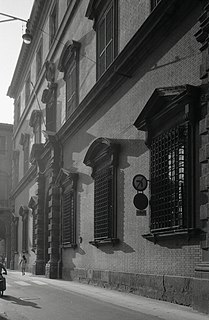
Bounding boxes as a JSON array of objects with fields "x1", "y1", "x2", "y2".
[
  {"x1": 150, "y1": 123, "x2": 189, "y2": 231},
  {"x1": 84, "y1": 137, "x2": 119, "y2": 246},
  {"x1": 134, "y1": 85, "x2": 200, "y2": 238}
]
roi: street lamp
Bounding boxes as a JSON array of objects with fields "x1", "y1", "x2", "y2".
[{"x1": 0, "y1": 12, "x2": 32, "y2": 44}]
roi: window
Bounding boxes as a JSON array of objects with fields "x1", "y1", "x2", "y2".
[
  {"x1": 12, "y1": 217, "x2": 19, "y2": 253},
  {"x1": 56, "y1": 169, "x2": 78, "y2": 247},
  {"x1": 28, "y1": 196, "x2": 38, "y2": 251},
  {"x1": 41, "y1": 61, "x2": 57, "y2": 132},
  {"x1": 49, "y1": 3, "x2": 58, "y2": 45},
  {"x1": 19, "y1": 206, "x2": 29, "y2": 253},
  {"x1": 84, "y1": 137, "x2": 119, "y2": 246},
  {"x1": 151, "y1": 0, "x2": 161, "y2": 10},
  {"x1": 150, "y1": 123, "x2": 188, "y2": 231},
  {"x1": 36, "y1": 39, "x2": 43, "y2": 80},
  {"x1": 29, "y1": 110, "x2": 42, "y2": 144},
  {"x1": 0, "y1": 136, "x2": 6, "y2": 155},
  {"x1": 15, "y1": 98, "x2": 21, "y2": 128},
  {"x1": 20, "y1": 133, "x2": 30, "y2": 175},
  {"x1": 13, "y1": 150, "x2": 20, "y2": 187},
  {"x1": 25, "y1": 72, "x2": 31, "y2": 106},
  {"x1": 86, "y1": 0, "x2": 118, "y2": 79},
  {"x1": 134, "y1": 85, "x2": 200, "y2": 237},
  {"x1": 58, "y1": 41, "x2": 80, "y2": 119}
]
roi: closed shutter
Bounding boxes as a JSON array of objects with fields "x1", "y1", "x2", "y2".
[
  {"x1": 94, "y1": 167, "x2": 113, "y2": 240},
  {"x1": 62, "y1": 190, "x2": 76, "y2": 245}
]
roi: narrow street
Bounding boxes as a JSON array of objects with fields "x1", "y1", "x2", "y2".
[{"x1": 0, "y1": 271, "x2": 208, "y2": 320}]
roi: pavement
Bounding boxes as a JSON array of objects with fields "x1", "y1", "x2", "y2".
[{"x1": 0, "y1": 270, "x2": 209, "y2": 320}]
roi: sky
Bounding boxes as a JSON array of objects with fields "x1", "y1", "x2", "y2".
[{"x1": 0, "y1": 0, "x2": 34, "y2": 124}]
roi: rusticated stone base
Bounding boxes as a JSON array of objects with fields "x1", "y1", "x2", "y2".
[{"x1": 62, "y1": 268, "x2": 209, "y2": 314}]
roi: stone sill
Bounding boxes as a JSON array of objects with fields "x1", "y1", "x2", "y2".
[
  {"x1": 142, "y1": 228, "x2": 202, "y2": 243},
  {"x1": 89, "y1": 238, "x2": 119, "y2": 247},
  {"x1": 62, "y1": 243, "x2": 77, "y2": 249}
]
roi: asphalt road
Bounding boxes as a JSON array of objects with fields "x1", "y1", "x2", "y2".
[{"x1": 0, "y1": 272, "x2": 208, "y2": 320}]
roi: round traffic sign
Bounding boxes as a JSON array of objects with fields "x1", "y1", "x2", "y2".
[
  {"x1": 133, "y1": 193, "x2": 148, "y2": 210},
  {"x1": 132, "y1": 174, "x2": 148, "y2": 191}
]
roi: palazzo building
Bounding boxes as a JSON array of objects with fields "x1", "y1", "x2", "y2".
[{"x1": 7, "y1": 0, "x2": 209, "y2": 314}]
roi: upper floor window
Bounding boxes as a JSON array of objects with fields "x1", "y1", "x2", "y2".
[
  {"x1": 12, "y1": 150, "x2": 20, "y2": 188},
  {"x1": 20, "y1": 133, "x2": 30, "y2": 175},
  {"x1": 15, "y1": 97, "x2": 21, "y2": 128},
  {"x1": 86, "y1": 0, "x2": 118, "y2": 79},
  {"x1": 0, "y1": 136, "x2": 6, "y2": 155},
  {"x1": 29, "y1": 110, "x2": 42, "y2": 144},
  {"x1": 41, "y1": 61, "x2": 57, "y2": 132},
  {"x1": 151, "y1": 0, "x2": 161, "y2": 11},
  {"x1": 25, "y1": 71, "x2": 31, "y2": 106},
  {"x1": 36, "y1": 39, "x2": 43, "y2": 80},
  {"x1": 49, "y1": 2, "x2": 58, "y2": 45},
  {"x1": 134, "y1": 85, "x2": 200, "y2": 238},
  {"x1": 84, "y1": 137, "x2": 119, "y2": 246},
  {"x1": 58, "y1": 41, "x2": 80, "y2": 119}
]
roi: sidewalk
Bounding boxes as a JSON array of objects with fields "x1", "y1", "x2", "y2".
[{"x1": 3, "y1": 270, "x2": 209, "y2": 320}]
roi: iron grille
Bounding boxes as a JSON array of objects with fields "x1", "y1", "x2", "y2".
[
  {"x1": 62, "y1": 190, "x2": 75, "y2": 245},
  {"x1": 150, "y1": 123, "x2": 189, "y2": 231},
  {"x1": 94, "y1": 167, "x2": 113, "y2": 240}
]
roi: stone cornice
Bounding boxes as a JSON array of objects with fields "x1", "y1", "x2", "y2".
[{"x1": 58, "y1": 0, "x2": 198, "y2": 143}]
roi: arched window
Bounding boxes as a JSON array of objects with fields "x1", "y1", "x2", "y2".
[{"x1": 84, "y1": 137, "x2": 119, "y2": 246}]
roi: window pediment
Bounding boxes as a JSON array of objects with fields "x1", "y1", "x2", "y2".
[
  {"x1": 85, "y1": 0, "x2": 104, "y2": 20},
  {"x1": 83, "y1": 137, "x2": 119, "y2": 169},
  {"x1": 55, "y1": 168, "x2": 78, "y2": 190},
  {"x1": 134, "y1": 85, "x2": 200, "y2": 132},
  {"x1": 19, "y1": 205, "x2": 29, "y2": 217},
  {"x1": 58, "y1": 40, "x2": 80, "y2": 73},
  {"x1": 29, "y1": 110, "x2": 42, "y2": 128}
]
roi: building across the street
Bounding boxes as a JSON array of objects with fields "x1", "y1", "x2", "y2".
[
  {"x1": 0, "y1": 123, "x2": 13, "y2": 267},
  {"x1": 6, "y1": 0, "x2": 209, "y2": 314}
]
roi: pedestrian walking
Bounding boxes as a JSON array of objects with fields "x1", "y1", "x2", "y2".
[{"x1": 19, "y1": 255, "x2": 27, "y2": 275}]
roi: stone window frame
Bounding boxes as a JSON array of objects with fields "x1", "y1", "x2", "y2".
[
  {"x1": 134, "y1": 85, "x2": 201, "y2": 241},
  {"x1": 12, "y1": 150, "x2": 20, "y2": 188},
  {"x1": 20, "y1": 133, "x2": 30, "y2": 175},
  {"x1": 86, "y1": 0, "x2": 118, "y2": 80},
  {"x1": 36, "y1": 37, "x2": 43, "y2": 81},
  {"x1": 49, "y1": 1, "x2": 58, "y2": 46},
  {"x1": 19, "y1": 206, "x2": 29, "y2": 253},
  {"x1": 58, "y1": 40, "x2": 80, "y2": 119},
  {"x1": 28, "y1": 196, "x2": 38, "y2": 252},
  {"x1": 56, "y1": 169, "x2": 78, "y2": 248},
  {"x1": 29, "y1": 110, "x2": 42, "y2": 144},
  {"x1": 84, "y1": 137, "x2": 119, "y2": 247},
  {"x1": 25, "y1": 71, "x2": 31, "y2": 107}
]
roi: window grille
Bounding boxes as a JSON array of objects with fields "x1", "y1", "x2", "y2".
[
  {"x1": 62, "y1": 189, "x2": 76, "y2": 245},
  {"x1": 150, "y1": 123, "x2": 189, "y2": 232},
  {"x1": 94, "y1": 167, "x2": 113, "y2": 240}
]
